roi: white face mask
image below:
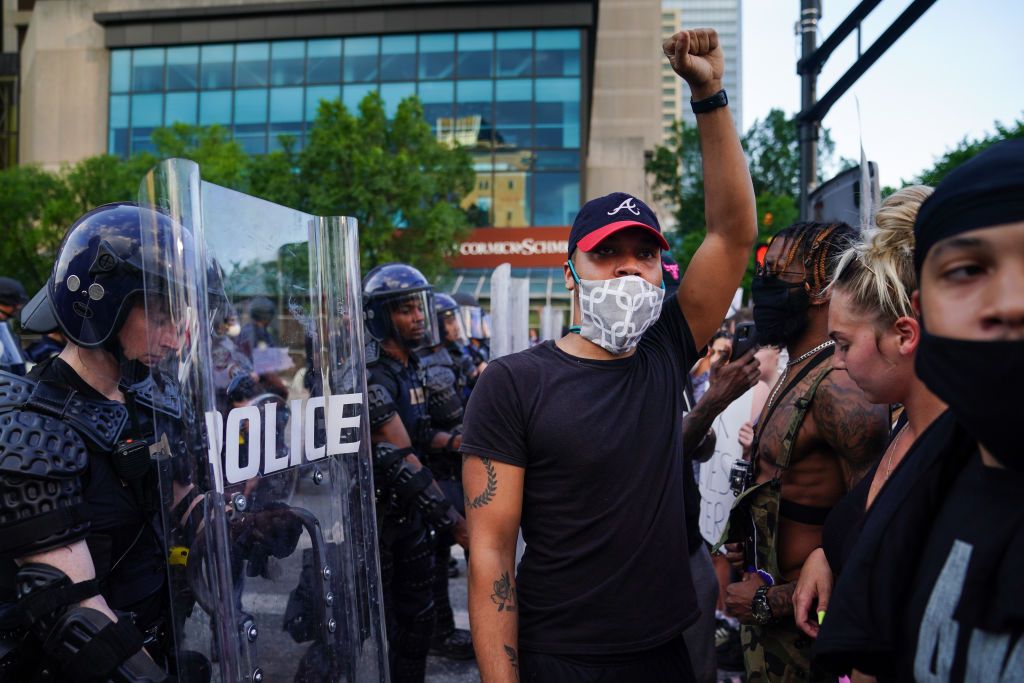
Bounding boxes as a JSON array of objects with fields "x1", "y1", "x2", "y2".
[
  {"x1": 226, "y1": 322, "x2": 241, "y2": 338},
  {"x1": 569, "y1": 260, "x2": 665, "y2": 355}
]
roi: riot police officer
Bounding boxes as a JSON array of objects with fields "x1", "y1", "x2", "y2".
[
  {"x1": 0, "y1": 276, "x2": 28, "y2": 374},
  {"x1": 452, "y1": 292, "x2": 490, "y2": 365},
  {"x1": 434, "y1": 293, "x2": 481, "y2": 400},
  {"x1": 417, "y1": 293, "x2": 475, "y2": 660},
  {"x1": 0, "y1": 203, "x2": 203, "y2": 682},
  {"x1": 363, "y1": 263, "x2": 469, "y2": 682}
]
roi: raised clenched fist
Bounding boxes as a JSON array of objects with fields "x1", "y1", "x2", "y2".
[{"x1": 662, "y1": 28, "x2": 725, "y2": 99}]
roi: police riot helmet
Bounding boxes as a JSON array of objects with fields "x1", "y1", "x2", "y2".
[
  {"x1": 451, "y1": 292, "x2": 485, "y2": 340},
  {"x1": 0, "y1": 277, "x2": 28, "y2": 309},
  {"x1": 248, "y1": 296, "x2": 275, "y2": 323},
  {"x1": 22, "y1": 201, "x2": 193, "y2": 349},
  {"x1": 362, "y1": 263, "x2": 440, "y2": 348},
  {"x1": 434, "y1": 293, "x2": 468, "y2": 346}
]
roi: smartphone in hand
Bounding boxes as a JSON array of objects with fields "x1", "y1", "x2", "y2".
[{"x1": 731, "y1": 322, "x2": 757, "y2": 361}]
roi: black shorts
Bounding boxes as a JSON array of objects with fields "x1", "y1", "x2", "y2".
[{"x1": 520, "y1": 636, "x2": 694, "y2": 683}]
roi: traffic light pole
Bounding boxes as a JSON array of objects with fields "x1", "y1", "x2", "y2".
[
  {"x1": 798, "y1": 0, "x2": 821, "y2": 220},
  {"x1": 796, "y1": 0, "x2": 940, "y2": 219}
]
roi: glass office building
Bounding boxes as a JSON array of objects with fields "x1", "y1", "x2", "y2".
[{"x1": 108, "y1": 29, "x2": 582, "y2": 228}]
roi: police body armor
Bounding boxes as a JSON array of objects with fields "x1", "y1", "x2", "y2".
[
  {"x1": 416, "y1": 346, "x2": 464, "y2": 481},
  {"x1": 0, "y1": 369, "x2": 184, "y2": 682},
  {"x1": 366, "y1": 341, "x2": 456, "y2": 532}
]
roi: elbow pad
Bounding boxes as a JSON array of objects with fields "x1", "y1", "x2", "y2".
[
  {"x1": 16, "y1": 563, "x2": 168, "y2": 682},
  {"x1": 373, "y1": 443, "x2": 453, "y2": 529}
]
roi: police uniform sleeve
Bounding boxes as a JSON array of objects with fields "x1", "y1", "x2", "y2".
[
  {"x1": 459, "y1": 360, "x2": 528, "y2": 468},
  {"x1": 366, "y1": 366, "x2": 399, "y2": 430}
]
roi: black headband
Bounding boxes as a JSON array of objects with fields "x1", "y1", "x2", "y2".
[{"x1": 914, "y1": 139, "x2": 1024, "y2": 274}]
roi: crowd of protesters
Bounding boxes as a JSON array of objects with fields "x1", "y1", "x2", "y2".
[
  {"x1": 0, "y1": 24, "x2": 1020, "y2": 683},
  {"x1": 458, "y1": 27, "x2": 1024, "y2": 683}
]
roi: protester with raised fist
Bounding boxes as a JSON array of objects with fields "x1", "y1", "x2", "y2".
[{"x1": 462, "y1": 27, "x2": 756, "y2": 683}]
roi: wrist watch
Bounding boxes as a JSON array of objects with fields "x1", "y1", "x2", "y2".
[
  {"x1": 690, "y1": 88, "x2": 728, "y2": 114},
  {"x1": 751, "y1": 584, "x2": 774, "y2": 625}
]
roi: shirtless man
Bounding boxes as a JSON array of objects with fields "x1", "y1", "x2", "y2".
[{"x1": 722, "y1": 221, "x2": 890, "y2": 682}]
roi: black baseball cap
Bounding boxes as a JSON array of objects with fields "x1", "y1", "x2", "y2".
[{"x1": 567, "y1": 192, "x2": 670, "y2": 258}]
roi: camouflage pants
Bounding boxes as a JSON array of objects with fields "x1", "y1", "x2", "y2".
[{"x1": 741, "y1": 623, "x2": 831, "y2": 683}]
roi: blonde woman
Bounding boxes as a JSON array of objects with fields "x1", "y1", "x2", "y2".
[{"x1": 790, "y1": 186, "x2": 947, "y2": 660}]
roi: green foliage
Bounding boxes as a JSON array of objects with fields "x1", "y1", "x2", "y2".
[
  {"x1": 0, "y1": 94, "x2": 475, "y2": 294},
  {"x1": 645, "y1": 119, "x2": 705, "y2": 264},
  {"x1": 0, "y1": 165, "x2": 69, "y2": 289},
  {"x1": 646, "y1": 109, "x2": 837, "y2": 290},
  {"x1": 913, "y1": 116, "x2": 1023, "y2": 187},
  {"x1": 150, "y1": 124, "x2": 249, "y2": 189},
  {"x1": 742, "y1": 108, "x2": 839, "y2": 197},
  {"x1": 298, "y1": 93, "x2": 474, "y2": 278}
]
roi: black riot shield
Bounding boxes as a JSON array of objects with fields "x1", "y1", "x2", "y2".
[{"x1": 138, "y1": 158, "x2": 388, "y2": 682}]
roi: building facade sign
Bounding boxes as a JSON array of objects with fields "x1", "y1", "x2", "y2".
[{"x1": 453, "y1": 227, "x2": 570, "y2": 268}]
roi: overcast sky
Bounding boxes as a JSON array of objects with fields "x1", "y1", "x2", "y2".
[{"x1": 741, "y1": 0, "x2": 1024, "y2": 187}]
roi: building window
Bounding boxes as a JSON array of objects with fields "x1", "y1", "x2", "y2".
[{"x1": 108, "y1": 28, "x2": 583, "y2": 227}]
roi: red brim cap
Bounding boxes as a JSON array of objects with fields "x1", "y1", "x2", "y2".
[{"x1": 576, "y1": 220, "x2": 670, "y2": 252}]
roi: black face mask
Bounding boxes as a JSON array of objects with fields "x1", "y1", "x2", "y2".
[
  {"x1": 915, "y1": 326, "x2": 1024, "y2": 471},
  {"x1": 751, "y1": 274, "x2": 811, "y2": 346}
]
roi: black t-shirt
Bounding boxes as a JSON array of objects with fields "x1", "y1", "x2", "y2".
[
  {"x1": 900, "y1": 454, "x2": 1024, "y2": 682},
  {"x1": 822, "y1": 415, "x2": 904, "y2": 577},
  {"x1": 461, "y1": 300, "x2": 700, "y2": 655},
  {"x1": 681, "y1": 378, "x2": 704, "y2": 555}
]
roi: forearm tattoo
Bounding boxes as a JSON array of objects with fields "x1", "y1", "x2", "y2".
[
  {"x1": 768, "y1": 583, "x2": 795, "y2": 617},
  {"x1": 504, "y1": 644, "x2": 519, "y2": 680},
  {"x1": 491, "y1": 570, "x2": 517, "y2": 612},
  {"x1": 464, "y1": 456, "x2": 497, "y2": 509}
]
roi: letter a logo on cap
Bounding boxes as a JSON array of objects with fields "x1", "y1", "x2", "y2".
[{"x1": 607, "y1": 197, "x2": 641, "y2": 216}]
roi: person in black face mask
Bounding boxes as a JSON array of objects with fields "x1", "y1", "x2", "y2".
[
  {"x1": 815, "y1": 139, "x2": 1024, "y2": 682},
  {"x1": 721, "y1": 220, "x2": 889, "y2": 683}
]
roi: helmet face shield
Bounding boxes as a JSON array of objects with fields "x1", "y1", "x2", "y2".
[
  {"x1": 380, "y1": 290, "x2": 439, "y2": 350},
  {"x1": 459, "y1": 305, "x2": 484, "y2": 340},
  {"x1": 439, "y1": 308, "x2": 468, "y2": 347}
]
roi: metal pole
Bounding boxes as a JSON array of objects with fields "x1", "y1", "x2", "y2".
[{"x1": 798, "y1": 0, "x2": 821, "y2": 219}]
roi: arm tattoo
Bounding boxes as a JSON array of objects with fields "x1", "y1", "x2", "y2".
[
  {"x1": 464, "y1": 456, "x2": 497, "y2": 509},
  {"x1": 503, "y1": 644, "x2": 519, "y2": 680},
  {"x1": 490, "y1": 571, "x2": 517, "y2": 612},
  {"x1": 768, "y1": 583, "x2": 795, "y2": 618}
]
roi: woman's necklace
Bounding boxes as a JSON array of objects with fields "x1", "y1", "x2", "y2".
[{"x1": 884, "y1": 423, "x2": 909, "y2": 481}]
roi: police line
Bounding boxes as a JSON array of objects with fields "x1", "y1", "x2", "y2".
[{"x1": 204, "y1": 391, "x2": 363, "y2": 490}]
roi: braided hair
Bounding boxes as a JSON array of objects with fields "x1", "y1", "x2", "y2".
[{"x1": 766, "y1": 221, "x2": 858, "y2": 296}]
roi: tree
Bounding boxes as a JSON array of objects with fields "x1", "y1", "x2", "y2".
[
  {"x1": 0, "y1": 93, "x2": 477, "y2": 294},
  {"x1": 0, "y1": 165, "x2": 70, "y2": 290},
  {"x1": 298, "y1": 92, "x2": 474, "y2": 278},
  {"x1": 151, "y1": 124, "x2": 249, "y2": 189},
  {"x1": 645, "y1": 119, "x2": 705, "y2": 264},
  {"x1": 742, "y1": 108, "x2": 840, "y2": 198},
  {"x1": 912, "y1": 116, "x2": 1023, "y2": 188},
  {"x1": 646, "y1": 109, "x2": 841, "y2": 290}
]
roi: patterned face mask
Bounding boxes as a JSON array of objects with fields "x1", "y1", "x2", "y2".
[{"x1": 569, "y1": 260, "x2": 665, "y2": 355}]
